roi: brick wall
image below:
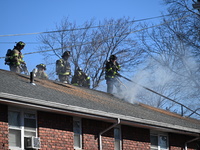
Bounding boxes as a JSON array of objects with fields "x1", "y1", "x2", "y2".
[
  {"x1": 82, "y1": 119, "x2": 151, "y2": 150},
  {"x1": 38, "y1": 111, "x2": 74, "y2": 150},
  {"x1": 122, "y1": 125, "x2": 150, "y2": 150},
  {"x1": 100, "y1": 122, "x2": 115, "y2": 150},
  {"x1": 0, "y1": 104, "x2": 8, "y2": 150},
  {"x1": 169, "y1": 133, "x2": 198, "y2": 150},
  {"x1": 82, "y1": 118, "x2": 114, "y2": 150},
  {"x1": 1, "y1": 105, "x2": 198, "y2": 150}
]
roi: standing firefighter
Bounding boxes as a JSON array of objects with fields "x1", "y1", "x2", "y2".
[
  {"x1": 5, "y1": 41, "x2": 27, "y2": 74},
  {"x1": 71, "y1": 67, "x2": 90, "y2": 88},
  {"x1": 105, "y1": 55, "x2": 122, "y2": 94},
  {"x1": 33, "y1": 64, "x2": 48, "y2": 79},
  {"x1": 56, "y1": 51, "x2": 71, "y2": 83}
]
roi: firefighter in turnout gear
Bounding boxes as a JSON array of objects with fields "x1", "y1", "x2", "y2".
[
  {"x1": 105, "y1": 55, "x2": 122, "y2": 94},
  {"x1": 33, "y1": 64, "x2": 48, "y2": 79},
  {"x1": 82, "y1": 73, "x2": 90, "y2": 88},
  {"x1": 71, "y1": 67, "x2": 90, "y2": 88},
  {"x1": 6, "y1": 41, "x2": 26, "y2": 73},
  {"x1": 56, "y1": 51, "x2": 71, "y2": 83}
]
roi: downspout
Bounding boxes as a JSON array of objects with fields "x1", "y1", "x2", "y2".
[
  {"x1": 185, "y1": 136, "x2": 200, "y2": 150},
  {"x1": 99, "y1": 118, "x2": 120, "y2": 150}
]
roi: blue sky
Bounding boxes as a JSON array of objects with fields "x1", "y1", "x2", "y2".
[{"x1": 0, "y1": 0, "x2": 166, "y2": 73}]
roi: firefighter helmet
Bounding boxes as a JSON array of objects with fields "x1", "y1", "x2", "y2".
[
  {"x1": 62, "y1": 51, "x2": 70, "y2": 57},
  {"x1": 36, "y1": 64, "x2": 46, "y2": 70},
  {"x1": 78, "y1": 67, "x2": 82, "y2": 71},
  {"x1": 16, "y1": 41, "x2": 25, "y2": 48},
  {"x1": 109, "y1": 55, "x2": 117, "y2": 60}
]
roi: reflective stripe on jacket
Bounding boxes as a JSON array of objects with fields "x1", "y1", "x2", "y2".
[
  {"x1": 105, "y1": 60, "x2": 120, "y2": 79},
  {"x1": 56, "y1": 58, "x2": 71, "y2": 75},
  {"x1": 9, "y1": 49, "x2": 25, "y2": 66}
]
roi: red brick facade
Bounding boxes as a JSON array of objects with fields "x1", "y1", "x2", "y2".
[
  {"x1": 122, "y1": 125, "x2": 150, "y2": 150},
  {"x1": 169, "y1": 133, "x2": 198, "y2": 150},
  {"x1": 82, "y1": 119, "x2": 151, "y2": 150},
  {"x1": 38, "y1": 111, "x2": 74, "y2": 150},
  {"x1": 0, "y1": 104, "x2": 199, "y2": 150},
  {"x1": 82, "y1": 119, "x2": 101, "y2": 150},
  {"x1": 0, "y1": 104, "x2": 8, "y2": 150}
]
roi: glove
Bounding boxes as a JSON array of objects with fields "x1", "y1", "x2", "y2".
[{"x1": 116, "y1": 73, "x2": 121, "y2": 77}]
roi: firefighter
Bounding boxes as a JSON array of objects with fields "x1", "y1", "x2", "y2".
[
  {"x1": 33, "y1": 64, "x2": 48, "y2": 79},
  {"x1": 82, "y1": 73, "x2": 90, "y2": 88},
  {"x1": 71, "y1": 67, "x2": 90, "y2": 88},
  {"x1": 71, "y1": 67, "x2": 82, "y2": 86},
  {"x1": 56, "y1": 51, "x2": 71, "y2": 83},
  {"x1": 7, "y1": 41, "x2": 26, "y2": 73},
  {"x1": 105, "y1": 55, "x2": 122, "y2": 94}
]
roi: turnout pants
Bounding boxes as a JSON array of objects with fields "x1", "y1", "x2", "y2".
[
  {"x1": 59, "y1": 74, "x2": 70, "y2": 83},
  {"x1": 9, "y1": 65, "x2": 21, "y2": 74},
  {"x1": 106, "y1": 77, "x2": 122, "y2": 94}
]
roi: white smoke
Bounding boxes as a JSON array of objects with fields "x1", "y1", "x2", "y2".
[
  {"x1": 115, "y1": 51, "x2": 200, "y2": 118},
  {"x1": 117, "y1": 58, "x2": 174, "y2": 105}
]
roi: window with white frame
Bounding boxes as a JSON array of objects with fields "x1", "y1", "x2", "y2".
[
  {"x1": 150, "y1": 131, "x2": 168, "y2": 150},
  {"x1": 8, "y1": 107, "x2": 37, "y2": 149},
  {"x1": 114, "y1": 125, "x2": 122, "y2": 150},
  {"x1": 73, "y1": 117, "x2": 82, "y2": 149}
]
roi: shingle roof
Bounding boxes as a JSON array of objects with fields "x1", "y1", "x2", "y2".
[{"x1": 0, "y1": 69, "x2": 200, "y2": 134}]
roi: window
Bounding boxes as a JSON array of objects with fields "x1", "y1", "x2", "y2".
[
  {"x1": 114, "y1": 126, "x2": 122, "y2": 150},
  {"x1": 150, "y1": 131, "x2": 168, "y2": 150},
  {"x1": 73, "y1": 117, "x2": 82, "y2": 149},
  {"x1": 8, "y1": 107, "x2": 37, "y2": 150}
]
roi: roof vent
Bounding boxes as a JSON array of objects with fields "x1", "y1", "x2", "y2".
[{"x1": 30, "y1": 72, "x2": 36, "y2": 85}]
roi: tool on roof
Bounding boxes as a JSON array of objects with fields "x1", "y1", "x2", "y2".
[
  {"x1": 20, "y1": 64, "x2": 29, "y2": 75},
  {"x1": 115, "y1": 77, "x2": 127, "y2": 89}
]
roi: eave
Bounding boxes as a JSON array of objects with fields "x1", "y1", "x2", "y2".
[{"x1": 0, "y1": 92, "x2": 199, "y2": 136}]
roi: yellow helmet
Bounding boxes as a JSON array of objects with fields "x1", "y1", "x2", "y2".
[
  {"x1": 36, "y1": 64, "x2": 46, "y2": 70},
  {"x1": 16, "y1": 41, "x2": 25, "y2": 48}
]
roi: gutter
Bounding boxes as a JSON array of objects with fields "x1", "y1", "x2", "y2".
[
  {"x1": 99, "y1": 118, "x2": 120, "y2": 150},
  {"x1": 185, "y1": 136, "x2": 200, "y2": 150}
]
